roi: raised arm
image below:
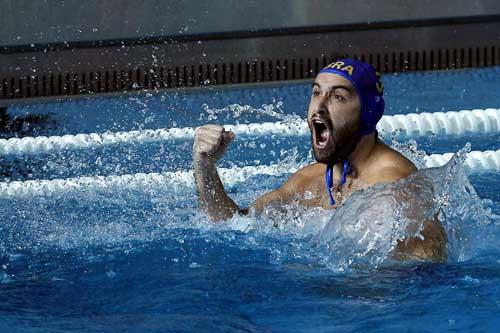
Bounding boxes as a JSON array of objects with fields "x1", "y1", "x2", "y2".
[
  {"x1": 193, "y1": 124, "x2": 242, "y2": 221},
  {"x1": 193, "y1": 124, "x2": 317, "y2": 221}
]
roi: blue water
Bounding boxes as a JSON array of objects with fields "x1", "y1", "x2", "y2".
[{"x1": 0, "y1": 67, "x2": 499, "y2": 332}]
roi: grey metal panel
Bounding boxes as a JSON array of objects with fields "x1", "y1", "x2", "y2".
[
  {"x1": 1, "y1": 18, "x2": 500, "y2": 100},
  {"x1": 2, "y1": 0, "x2": 500, "y2": 47}
]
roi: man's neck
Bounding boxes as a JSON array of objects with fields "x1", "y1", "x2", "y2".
[{"x1": 346, "y1": 132, "x2": 379, "y2": 177}]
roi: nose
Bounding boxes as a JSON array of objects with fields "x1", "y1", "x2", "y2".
[
  {"x1": 316, "y1": 106, "x2": 327, "y2": 116},
  {"x1": 313, "y1": 97, "x2": 328, "y2": 116}
]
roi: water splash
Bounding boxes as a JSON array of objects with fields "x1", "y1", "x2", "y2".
[
  {"x1": 389, "y1": 138, "x2": 428, "y2": 169},
  {"x1": 0, "y1": 136, "x2": 497, "y2": 273},
  {"x1": 315, "y1": 144, "x2": 498, "y2": 271},
  {"x1": 199, "y1": 101, "x2": 301, "y2": 123}
]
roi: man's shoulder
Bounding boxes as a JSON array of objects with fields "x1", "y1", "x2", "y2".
[
  {"x1": 367, "y1": 145, "x2": 417, "y2": 185},
  {"x1": 286, "y1": 163, "x2": 325, "y2": 188}
]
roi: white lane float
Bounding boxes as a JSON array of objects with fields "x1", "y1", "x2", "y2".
[
  {"x1": 0, "y1": 108, "x2": 499, "y2": 155},
  {"x1": 1, "y1": 149, "x2": 498, "y2": 198}
]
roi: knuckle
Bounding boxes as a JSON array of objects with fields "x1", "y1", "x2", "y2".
[{"x1": 195, "y1": 127, "x2": 206, "y2": 137}]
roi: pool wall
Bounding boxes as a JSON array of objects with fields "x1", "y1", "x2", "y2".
[{"x1": 1, "y1": 1, "x2": 500, "y2": 102}]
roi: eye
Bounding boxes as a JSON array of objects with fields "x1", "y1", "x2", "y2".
[
  {"x1": 333, "y1": 94, "x2": 345, "y2": 101},
  {"x1": 312, "y1": 89, "x2": 320, "y2": 97}
]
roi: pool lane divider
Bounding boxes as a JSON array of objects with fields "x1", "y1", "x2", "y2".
[
  {"x1": 0, "y1": 149, "x2": 498, "y2": 197},
  {"x1": 0, "y1": 108, "x2": 499, "y2": 156}
]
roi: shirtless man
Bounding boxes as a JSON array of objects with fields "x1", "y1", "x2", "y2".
[{"x1": 193, "y1": 58, "x2": 446, "y2": 261}]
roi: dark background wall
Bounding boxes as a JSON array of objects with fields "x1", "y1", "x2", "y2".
[
  {"x1": 1, "y1": 0, "x2": 500, "y2": 102},
  {"x1": 2, "y1": 0, "x2": 500, "y2": 48}
]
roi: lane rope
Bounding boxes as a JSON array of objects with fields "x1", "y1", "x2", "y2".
[
  {"x1": 0, "y1": 108, "x2": 498, "y2": 155},
  {"x1": 1, "y1": 149, "x2": 498, "y2": 197}
]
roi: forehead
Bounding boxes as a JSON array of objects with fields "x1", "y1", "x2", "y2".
[{"x1": 314, "y1": 73, "x2": 355, "y2": 92}]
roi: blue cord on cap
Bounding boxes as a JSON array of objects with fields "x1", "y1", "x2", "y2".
[{"x1": 325, "y1": 160, "x2": 351, "y2": 205}]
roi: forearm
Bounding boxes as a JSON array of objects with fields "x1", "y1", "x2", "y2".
[{"x1": 194, "y1": 159, "x2": 242, "y2": 221}]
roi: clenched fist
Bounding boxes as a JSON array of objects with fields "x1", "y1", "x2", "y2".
[{"x1": 193, "y1": 124, "x2": 235, "y2": 165}]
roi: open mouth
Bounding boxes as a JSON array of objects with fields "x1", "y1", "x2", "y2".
[{"x1": 312, "y1": 118, "x2": 331, "y2": 149}]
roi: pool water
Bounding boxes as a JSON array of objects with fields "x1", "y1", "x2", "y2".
[{"x1": 0, "y1": 67, "x2": 499, "y2": 332}]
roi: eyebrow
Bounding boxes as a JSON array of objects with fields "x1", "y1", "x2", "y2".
[{"x1": 312, "y1": 82, "x2": 353, "y2": 94}]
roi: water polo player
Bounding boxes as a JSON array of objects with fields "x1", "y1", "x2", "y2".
[{"x1": 193, "y1": 58, "x2": 446, "y2": 261}]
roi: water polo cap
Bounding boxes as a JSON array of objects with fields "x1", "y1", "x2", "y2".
[{"x1": 318, "y1": 58, "x2": 385, "y2": 135}]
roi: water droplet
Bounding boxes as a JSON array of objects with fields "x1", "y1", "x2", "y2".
[{"x1": 106, "y1": 270, "x2": 117, "y2": 278}]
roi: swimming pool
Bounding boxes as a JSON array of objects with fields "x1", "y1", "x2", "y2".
[{"x1": 0, "y1": 67, "x2": 499, "y2": 332}]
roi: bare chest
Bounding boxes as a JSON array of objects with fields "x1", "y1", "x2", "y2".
[{"x1": 297, "y1": 176, "x2": 366, "y2": 210}]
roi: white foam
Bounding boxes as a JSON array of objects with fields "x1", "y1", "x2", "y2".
[
  {"x1": 1, "y1": 108, "x2": 499, "y2": 155},
  {"x1": 1, "y1": 150, "x2": 498, "y2": 198}
]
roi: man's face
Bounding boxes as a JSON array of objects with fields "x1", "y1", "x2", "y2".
[{"x1": 307, "y1": 73, "x2": 362, "y2": 165}]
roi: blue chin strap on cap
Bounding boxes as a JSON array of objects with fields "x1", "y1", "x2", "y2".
[
  {"x1": 319, "y1": 58, "x2": 385, "y2": 205},
  {"x1": 325, "y1": 160, "x2": 350, "y2": 205}
]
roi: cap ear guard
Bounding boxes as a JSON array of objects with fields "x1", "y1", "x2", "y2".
[
  {"x1": 363, "y1": 71, "x2": 385, "y2": 134},
  {"x1": 359, "y1": 93, "x2": 385, "y2": 135}
]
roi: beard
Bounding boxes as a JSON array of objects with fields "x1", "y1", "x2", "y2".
[{"x1": 311, "y1": 118, "x2": 361, "y2": 165}]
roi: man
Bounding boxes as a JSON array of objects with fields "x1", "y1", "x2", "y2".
[{"x1": 193, "y1": 58, "x2": 446, "y2": 261}]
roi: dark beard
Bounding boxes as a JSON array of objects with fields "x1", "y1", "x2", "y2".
[{"x1": 312, "y1": 120, "x2": 361, "y2": 165}]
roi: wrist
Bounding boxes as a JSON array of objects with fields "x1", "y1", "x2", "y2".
[{"x1": 193, "y1": 153, "x2": 216, "y2": 170}]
